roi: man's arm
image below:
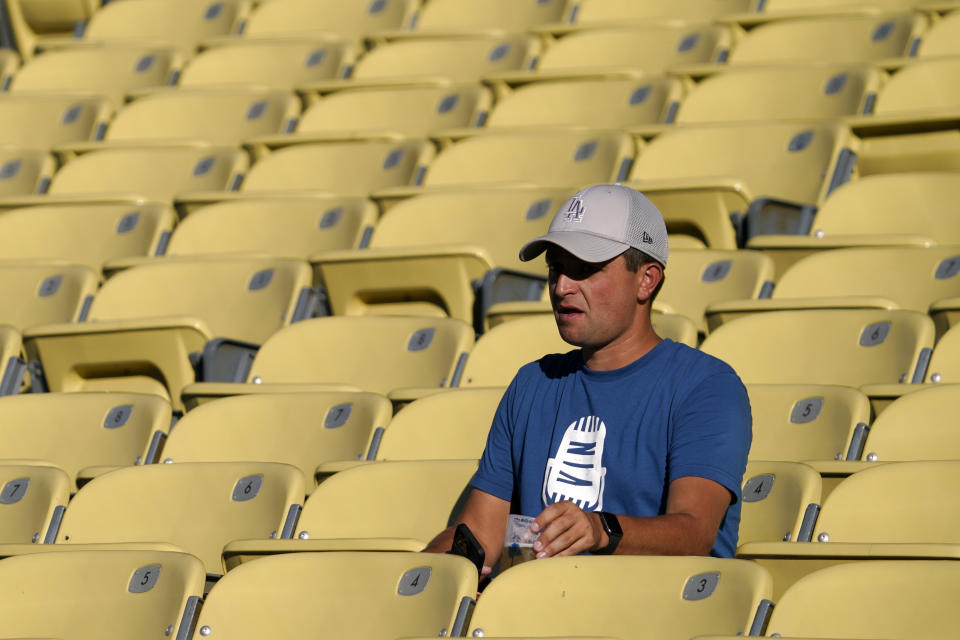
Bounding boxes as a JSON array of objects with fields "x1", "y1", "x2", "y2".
[
  {"x1": 530, "y1": 476, "x2": 731, "y2": 558},
  {"x1": 422, "y1": 488, "x2": 510, "y2": 574}
]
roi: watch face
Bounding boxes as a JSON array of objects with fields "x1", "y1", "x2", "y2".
[{"x1": 601, "y1": 512, "x2": 623, "y2": 537}]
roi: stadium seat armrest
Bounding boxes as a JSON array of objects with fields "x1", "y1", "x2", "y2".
[{"x1": 222, "y1": 538, "x2": 426, "y2": 572}]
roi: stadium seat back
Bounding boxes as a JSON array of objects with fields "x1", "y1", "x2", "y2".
[
  {"x1": 458, "y1": 315, "x2": 573, "y2": 387},
  {"x1": 861, "y1": 385, "x2": 960, "y2": 461},
  {"x1": 243, "y1": 0, "x2": 418, "y2": 41},
  {"x1": 0, "y1": 392, "x2": 171, "y2": 486},
  {"x1": 353, "y1": 35, "x2": 538, "y2": 83},
  {"x1": 873, "y1": 57, "x2": 960, "y2": 114},
  {"x1": 0, "y1": 549, "x2": 205, "y2": 640},
  {"x1": 56, "y1": 462, "x2": 305, "y2": 574},
  {"x1": 630, "y1": 122, "x2": 854, "y2": 207},
  {"x1": 11, "y1": 46, "x2": 180, "y2": 107},
  {"x1": 296, "y1": 459, "x2": 478, "y2": 542},
  {"x1": 739, "y1": 460, "x2": 821, "y2": 545},
  {"x1": 0, "y1": 203, "x2": 175, "y2": 272},
  {"x1": 0, "y1": 261, "x2": 97, "y2": 329},
  {"x1": 766, "y1": 560, "x2": 960, "y2": 639},
  {"x1": 657, "y1": 249, "x2": 774, "y2": 332},
  {"x1": 729, "y1": 13, "x2": 922, "y2": 65},
  {"x1": 489, "y1": 76, "x2": 683, "y2": 129},
  {"x1": 0, "y1": 463, "x2": 70, "y2": 544},
  {"x1": 103, "y1": 88, "x2": 300, "y2": 147},
  {"x1": 180, "y1": 39, "x2": 354, "y2": 89},
  {"x1": 746, "y1": 384, "x2": 870, "y2": 461},
  {"x1": 677, "y1": 65, "x2": 880, "y2": 124},
  {"x1": 813, "y1": 460, "x2": 960, "y2": 543},
  {"x1": 375, "y1": 388, "x2": 504, "y2": 461},
  {"x1": 296, "y1": 84, "x2": 491, "y2": 137},
  {"x1": 569, "y1": 0, "x2": 751, "y2": 23},
  {"x1": 537, "y1": 25, "x2": 732, "y2": 73},
  {"x1": 915, "y1": 11, "x2": 960, "y2": 57},
  {"x1": 424, "y1": 130, "x2": 634, "y2": 188},
  {"x1": 241, "y1": 140, "x2": 430, "y2": 197},
  {"x1": 924, "y1": 322, "x2": 960, "y2": 384},
  {"x1": 700, "y1": 309, "x2": 934, "y2": 386},
  {"x1": 0, "y1": 148, "x2": 55, "y2": 197},
  {"x1": 168, "y1": 198, "x2": 375, "y2": 257},
  {"x1": 468, "y1": 556, "x2": 772, "y2": 639},
  {"x1": 87, "y1": 258, "x2": 312, "y2": 344},
  {"x1": 160, "y1": 391, "x2": 392, "y2": 487},
  {"x1": 772, "y1": 246, "x2": 960, "y2": 312},
  {"x1": 0, "y1": 94, "x2": 111, "y2": 150},
  {"x1": 194, "y1": 551, "x2": 477, "y2": 639},
  {"x1": 248, "y1": 316, "x2": 475, "y2": 393},
  {"x1": 415, "y1": 0, "x2": 566, "y2": 30},
  {"x1": 47, "y1": 146, "x2": 245, "y2": 202}
]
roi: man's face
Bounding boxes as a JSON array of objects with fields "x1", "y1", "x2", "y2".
[{"x1": 546, "y1": 246, "x2": 642, "y2": 350}]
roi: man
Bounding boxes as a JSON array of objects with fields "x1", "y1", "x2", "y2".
[{"x1": 425, "y1": 184, "x2": 751, "y2": 573}]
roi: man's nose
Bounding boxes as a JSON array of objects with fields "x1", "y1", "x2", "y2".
[{"x1": 552, "y1": 272, "x2": 577, "y2": 295}]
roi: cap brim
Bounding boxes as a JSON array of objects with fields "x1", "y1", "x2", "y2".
[{"x1": 519, "y1": 231, "x2": 631, "y2": 263}]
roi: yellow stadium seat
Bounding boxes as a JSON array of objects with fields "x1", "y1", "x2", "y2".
[
  {"x1": 22, "y1": 257, "x2": 313, "y2": 410},
  {"x1": 482, "y1": 76, "x2": 686, "y2": 132},
  {"x1": 763, "y1": 560, "x2": 960, "y2": 639},
  {"x1": 258, "y1": 83, "x2": 490, "y2": 146},
  {"x1": 311, "y1": 188, "x2": 562, "y2": 327},
  {"x1": 628, "y1": 121, "x2": 858, "y2": 240},
  {"x1": 235, "y1": 0, "x2": 418, "y2": 44},
  {"x1": 555, "y1": 0, "x2": 752, "y2": 30},
  {"x1": 0, "y1": 203, "x2": 175, "y2": 274},
  {"x1": 700, "y1": 309, "x2": 934, "y2": 387},
  {"x1": 738, "y1": 461, "x2": 960, "y2": 598},
  {"x1": 375, "y1": 129, "x2": 634, "y2": 206},
  {"x1": 223, "y1": 459, "x2": 478, "y2": 567},
  {"x1": 314, "y1": 387, "x2": 503, "y2": 478},
  {"x1": 156, "y1": 196, "x2": 376, "y2": 260},
  {"x1": 180, "y1": 140, "x2": 431, "y2": 213},
  {"x1": 197, "y1": 552, "x2": 477, "y2": 639},
  {"x1": 0, "y1": 392, "x2": 171, "y2": 488},
  {"x1": 302, "y1": 34, "x2": 540, "y2": 95},
  {"x1": 747, "y1": 173, "x2": 960, "y2": 278},
  {"x1": 655, "y1": 248, "x2": 775, "y2": 334},
  {"x1": 178, "y1": 38, "x2": 356, "y2": 90},
  {"x1": 854, "y1": 384, "x2": 960, "y2": 464},
  {"x1": 179, "y1": 315, "x2": 475, "y2": 409},
  {"x1": 707, "y1": 246, "x2": 960, "y2": 331},
  {"x1": 723, "y1": 13, "x2": 924, "y2": 66},
  {"x1": 675, "y1": 64, "x2": 882, "y2": 125},
  {"x1": 746, "y1": 384, "x2": 871, "y2": 462},
  {"x1": 467, "y1": 556, "x2": 772, "y2": 639},
  {"x1": 52, "y1": 461, "x2": 304, "y2": 576},
  {"x1": 0, "y1": 146, "x2": 245, "y2": 211},
  {"x1": 740, "y1": 461, "x2": 822, "y2": 545},
  {"x1": 49, "y1": 0, "x2": 243, "y2": 57},
  {"x1": 10, "y1": 46, "x2": 181, "y2": 107},
  {"x1": 57, "y1": 88, "x2": 300, "y2": 154},
  {"x1": 486, "y1": 24, "x2": 733, "y2": 92},
  {"x1": 0, "y1": 94, "x2": 111, "y2": 151},
  {"x1": 729, "y1": 0, "x2": 925, "y2": 25},
  {"x1": 0, "y1": 549, "x2": 205, "y2": 640},
  {"x1": 922, "y1": 321, "x2": 960, "y2": 383},
  {"x1": 0, "y1": 261, "x2": 97, "y2": 330},
  {"x1": 913, "y1": 9, "x2": 960, "y2": 57},
  {"x1": 0, "y1": 148, "x2": 55, "y2": 197},
  {"x1": 398, "y1": 0, "x2": 567, "y2": 37},
  {"x1": 0, "y1": 463, "x2": 69, "y2": 544},
  {"x1": 0, "y1": 325, "x2": 24, "y2": 395},
  {"x1": 158, "y1": 391, "x2": 392, "y2": 489}
]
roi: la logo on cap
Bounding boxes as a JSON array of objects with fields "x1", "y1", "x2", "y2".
[{"x1": 564, "y1": 194, "x2": 585, "y2": 222}]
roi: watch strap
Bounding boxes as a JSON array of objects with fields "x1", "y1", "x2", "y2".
[{"x1": 594, "y1": 511, "x2": 622, "y2": 555}]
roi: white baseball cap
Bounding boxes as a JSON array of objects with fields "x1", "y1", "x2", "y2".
[{"x1": 519, "y1": 184, "x2": 669, "y2": 267}]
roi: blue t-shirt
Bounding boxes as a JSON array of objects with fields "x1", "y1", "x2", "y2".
[{"x1": 471, "y1": 338, "x2": 752, "y2": 558}]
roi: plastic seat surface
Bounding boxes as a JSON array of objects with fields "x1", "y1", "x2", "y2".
[
  {"x1": 739, "y1": 460, "x2": 821, "y2": 545},
  {"x1": 0, "y1": 463, "x2": 70, "y2": 544}
]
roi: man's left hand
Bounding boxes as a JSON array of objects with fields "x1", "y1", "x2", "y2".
[{"x1": 530, "y1": 501, "x2": 607, "y2": 558}]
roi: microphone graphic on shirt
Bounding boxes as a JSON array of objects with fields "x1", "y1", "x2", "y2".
[{"x1": 542, "y1": 415, "x2": 607, "y2": 511}]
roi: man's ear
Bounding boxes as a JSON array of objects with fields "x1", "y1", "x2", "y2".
[{"x1": 636, "y1": 262, "x2": 664, "y2": 304}]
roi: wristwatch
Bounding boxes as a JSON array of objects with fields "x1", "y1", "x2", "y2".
[{"x1": 593, "y1": 512, "x2": 622, "y2": 555}]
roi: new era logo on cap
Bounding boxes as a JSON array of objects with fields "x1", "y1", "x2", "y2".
[{"x1": 642, "y1": 231, "x2": 653, "y2": 244}]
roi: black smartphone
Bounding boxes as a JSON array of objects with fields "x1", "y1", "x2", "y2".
[{"x1": 449, "y1": 523, "x2": 485, "y2": 574}]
